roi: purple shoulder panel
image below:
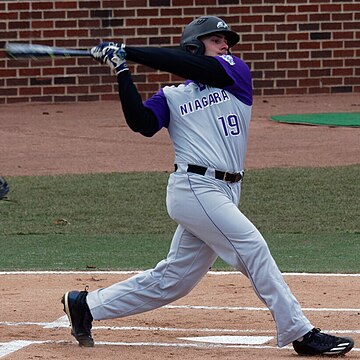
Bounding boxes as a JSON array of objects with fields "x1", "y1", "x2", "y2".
[
  {"x1": 216, "y1": 55, "x2": 253, "y2": 106},
  {"x1": 143, "y1": 89, "x2": 171, "y2": 129}
]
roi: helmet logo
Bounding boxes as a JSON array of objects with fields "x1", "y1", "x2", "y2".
[
  {"x1": 195, "y1": 18, "x2": 207, "y2": 25},
  {"x1": 217, "y1": 21, "x2": 228, "y2": 29}
]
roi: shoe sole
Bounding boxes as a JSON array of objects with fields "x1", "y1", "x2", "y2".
[{"x1": 61, "y1": 292, "x2": 94, "y2": 347}]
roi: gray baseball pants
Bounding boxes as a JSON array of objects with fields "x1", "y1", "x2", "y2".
[{"x1": 87, "y1": 171, "x2": 313, "y2": 347}]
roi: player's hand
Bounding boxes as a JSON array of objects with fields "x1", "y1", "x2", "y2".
[{"x1": 91, "y1": 42, "x2": 128, "y2": 75}]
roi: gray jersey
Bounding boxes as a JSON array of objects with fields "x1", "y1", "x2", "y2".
[{"x1": 144, "y1": 54, "x2": 253, "y2": 173}]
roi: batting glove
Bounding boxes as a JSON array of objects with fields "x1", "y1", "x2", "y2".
[{"x1": 91, "y1": 42, "x2": 128, "y2": 75}]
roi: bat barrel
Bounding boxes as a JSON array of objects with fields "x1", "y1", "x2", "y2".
[{"x1": 5, "y1": 43, "x2": 91, "y2": 58}]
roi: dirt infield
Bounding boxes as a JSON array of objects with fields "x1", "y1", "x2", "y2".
[
  {"x1": 1, "y1": 272, "x2": 359, "y2": 359},
  {"x1": 0, "y1": 93, "x2": 359, "y2": 358},
  {"x1": 1, "y1": 93, "x2": 359, "y2": 176}
]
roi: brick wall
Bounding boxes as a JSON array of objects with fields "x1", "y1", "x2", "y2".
[{"x1": 0, "y1": 0, "x2": 359, "y2": 104}]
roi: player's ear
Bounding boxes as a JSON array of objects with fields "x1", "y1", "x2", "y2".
[
  {"x1": 182, "y1": 40, "x2": 205, "y2": 55},
  {"x1": 186, "y1": 45, "x2": 199, "y2": 54}
]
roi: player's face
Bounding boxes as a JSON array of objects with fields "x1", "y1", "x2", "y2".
[{"x1": 200, "y1": 33, "x2": 229, "y2": 56}]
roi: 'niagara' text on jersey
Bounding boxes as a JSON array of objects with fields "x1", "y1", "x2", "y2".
[{"x1": 179, "y1": 89, "x2": 230, "y2": 116}]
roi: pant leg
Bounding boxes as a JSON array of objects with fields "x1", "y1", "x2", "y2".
[
  {"x1": 87, "y1": 225, "x2": 217, "y2": 320},
  {"x1": 167, "y1": 173, "x2": 313, "y2": 347}
]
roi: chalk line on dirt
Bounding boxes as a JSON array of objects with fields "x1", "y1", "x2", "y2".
[
  {"x1": 2, "y1": 316, "x2": 360, "y2": 335},
  {"x1": 0, "y1": 340, "x2": 43, "y2": 358},
  {"x1": 0, "y1": 270, "x2": 359, "y2": 276},
  {"x1": 0, "y1": 339, "x2": 359, "y2": 356},
  {"x1": 165, "y1": 304, "x2": 360, "y2": 312}
]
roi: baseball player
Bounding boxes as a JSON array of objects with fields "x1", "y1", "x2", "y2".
[{"x1": 61, "y1": 16, "x2": 354, "y2": 356}]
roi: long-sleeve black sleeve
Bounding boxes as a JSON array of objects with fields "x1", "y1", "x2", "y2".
[
  {"x1": 117, "y1": 71, "x2": 159, "y2": 137},
  {"x1": 125, "y1": 46, "x2": 233, "y2": 88}
]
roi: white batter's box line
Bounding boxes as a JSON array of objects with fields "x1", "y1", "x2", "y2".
[
  {"x1": 0, "y1": 340, "x2": 44, "y2": 359},
  {"x1": 2, "y1": 319, "x2": 360, "y2": 337},
  {"x1": 0, "y1": 321, "x2": 50, "y2": 327},
  {"x1": 93, "y1": 326, "x2": 273, "y2": 333},
  {"x1": 42, "y1": 315, "x2": 68, "y2": 329},
  {"x1": 0, "y1": 316, "x2": 68, "y2": 330},
  {"x1": 13, "y1": 299, "x2": 360, "y2": 331},
  {"x1": 164, "y1": 305, "x2": 360, "y2": 312},
  {"x1": 178, "y1": 335, "x2": 274, "y2": 345},
  {"x1": 0, "y1": 339, "x2": 359, "y2": 355},
  {"x1": 0, "y1": 270, "x2": 359, "y2": 277},
  {"x1": 1, "y1": 317, "x2": 275, "y2": 333},
  {"x1": 95, "y1": 340, "x2": 279, "y2": 349}
]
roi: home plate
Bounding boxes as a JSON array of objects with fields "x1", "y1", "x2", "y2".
[{"x1": 178, "y1": 336, "x2": 273, "y2": 345}]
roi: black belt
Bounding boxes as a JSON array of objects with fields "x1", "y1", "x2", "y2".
[{"x1": 174, "y1": 164, "x2": 243, "y2": 183}]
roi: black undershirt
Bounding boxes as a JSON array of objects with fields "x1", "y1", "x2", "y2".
[{"x1": 117, "y1": 46, "x2": 234, "y2": 137}]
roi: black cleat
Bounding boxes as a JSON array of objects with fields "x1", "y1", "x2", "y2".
[
  {"x1": 61, "y1": 290, "x2": 94, "y2": 347},
  {"x1": 0, "y1": 176, "x2": 9, "y2": 200},
  {"x1": 293, "y1": 328, "x2": 354, "y2": 356}
]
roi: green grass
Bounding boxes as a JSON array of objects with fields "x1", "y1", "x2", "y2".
[
  {"x1": 0, "y1": 234, "x2": 171, "y2": 271},
  {"x1": 0, "y1": 165, "x2": 359, "y2": 272}
]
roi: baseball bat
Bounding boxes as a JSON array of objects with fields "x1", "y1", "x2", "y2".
[{"x1": 5, "y1": 43, "x2": 91, "y2": 59}]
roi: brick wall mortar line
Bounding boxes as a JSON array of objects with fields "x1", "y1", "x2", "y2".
[{"x1": 0, "y1": 0, "x2": 359, "y2": 103}]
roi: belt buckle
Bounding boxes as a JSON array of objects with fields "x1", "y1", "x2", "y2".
[
  {"x1": 223, "y1": 171, "x2": 242, "y2": 182},
  {"x1": 235, "y1": 173, "x2": 243, "y2": 182},
  {"x1": 222, "y1": 171, "x2": 229, "y2": 181}
]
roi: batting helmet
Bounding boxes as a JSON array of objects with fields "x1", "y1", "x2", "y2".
[{"x1": 180, "y1": 16, "x2": 240, "y2": 55}]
